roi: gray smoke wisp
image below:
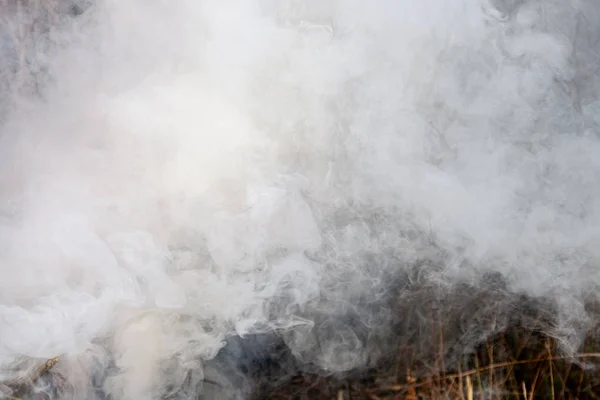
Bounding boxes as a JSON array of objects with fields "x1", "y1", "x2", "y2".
[{"x1": 1, "y1": 0, "x2": 600, "y2": 398}]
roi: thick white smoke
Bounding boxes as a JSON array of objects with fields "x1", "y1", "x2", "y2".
[{"x1": 1, "y1": 0, "x2": 600, "y2": 398}]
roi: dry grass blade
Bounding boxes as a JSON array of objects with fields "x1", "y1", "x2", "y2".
[
  {"x1": 466, "y1": 375, "x2": 473, "y2": 400},
  {"x1": 1, "y1": 357, "x2": 60, "y2": 391},
  {"x1": 382, "y1": 352, "x2": 600, "y2": 392},
  {"x1": 30, "y1": 357, "x2": 58, "y2": 385}
]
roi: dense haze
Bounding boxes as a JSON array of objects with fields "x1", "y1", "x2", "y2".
[{"x1": 1, "y1": 0, "x2": 600, "y2": 398}]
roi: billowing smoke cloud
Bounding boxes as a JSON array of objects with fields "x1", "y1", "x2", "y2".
[{"x1": 1, "y1": 0, "x2": 600, "y2": 398}]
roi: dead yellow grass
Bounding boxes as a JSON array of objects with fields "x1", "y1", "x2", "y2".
[{"x1": 256, "y1": 320, "x2": 600, "y2": 400}]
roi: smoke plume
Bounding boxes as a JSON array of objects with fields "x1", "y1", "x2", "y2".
[{"x1": 1, "y1": 0, "x2": 600, "y2": 398}]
